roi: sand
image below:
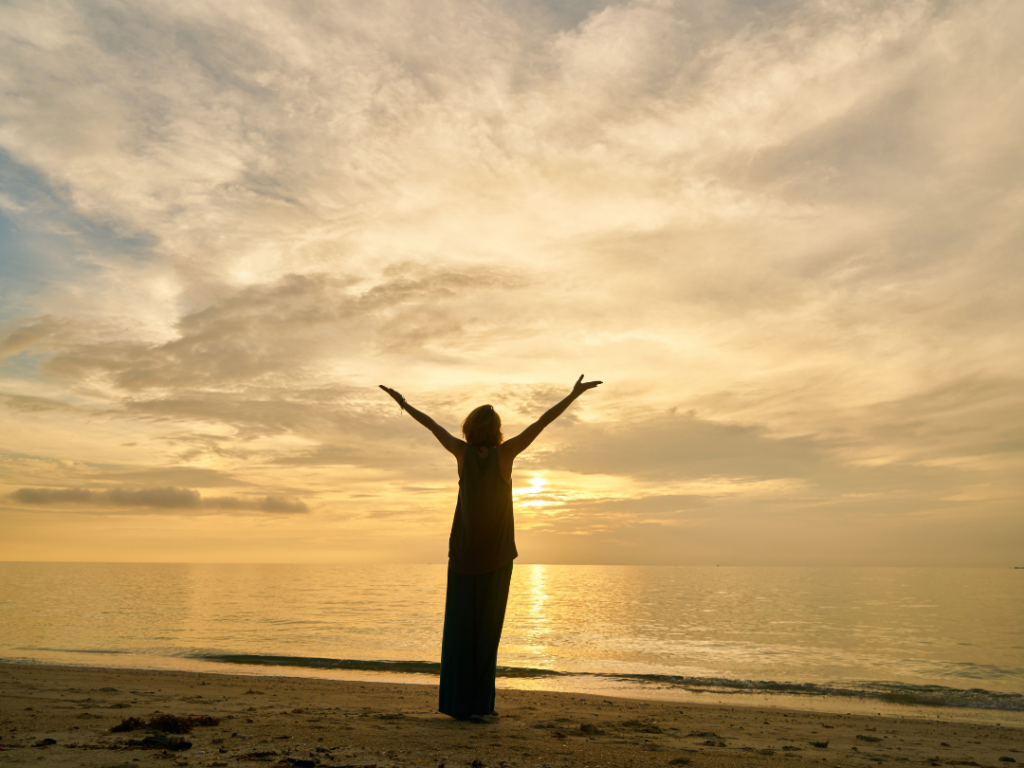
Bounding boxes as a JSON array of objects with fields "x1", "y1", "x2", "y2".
[{"x1": 1, "y1": 663, "x2": 1020, "y2": 768}]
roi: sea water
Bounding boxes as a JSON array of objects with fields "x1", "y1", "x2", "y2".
[{"x1": 1, "y1": 563, "x2": 1021, "y2": 724}]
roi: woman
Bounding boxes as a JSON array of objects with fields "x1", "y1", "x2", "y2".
[{"x1": 379, "y1": 375, "x2": 602, "y2": 722}]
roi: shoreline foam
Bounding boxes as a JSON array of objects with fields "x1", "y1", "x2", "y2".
[{"x1": 5, "y1": 648, "x2": 1022, "y2": 727}]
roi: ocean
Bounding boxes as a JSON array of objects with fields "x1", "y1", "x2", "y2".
[{"x1": 1, "y1": 563, "x2": 1021, "y2": 725}]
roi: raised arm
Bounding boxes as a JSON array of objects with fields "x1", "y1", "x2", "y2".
[
  {"x1": 502, "y1": 375, "x2": 602, "y2": 459},
  {"x1": 379, "y1": 385, "x2": 464, "y2": 456}
]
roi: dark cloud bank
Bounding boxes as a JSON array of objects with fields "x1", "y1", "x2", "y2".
[{"x1": 10, "y1": 486, "x2": 307, "y2": 514}]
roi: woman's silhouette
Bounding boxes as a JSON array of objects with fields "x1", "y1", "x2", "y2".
[{"x1": 380, "y1": 375, "x2": 602, "y2": 722}]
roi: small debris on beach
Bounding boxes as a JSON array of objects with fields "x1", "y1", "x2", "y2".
[
  {"x1": 125, "y1": 734, "x2": 192, "y2": 751},
  {"x1": 111, "y1": 713, "x2": 220, "y2": 733}
]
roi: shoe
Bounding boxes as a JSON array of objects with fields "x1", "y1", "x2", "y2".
[{"x1": 469, "y1": 714, "x2": 499, "y2": 724}]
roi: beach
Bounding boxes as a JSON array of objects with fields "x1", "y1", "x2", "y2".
[{"x1": 1, "y1": 664, "x2": 1020, "y2": 768}]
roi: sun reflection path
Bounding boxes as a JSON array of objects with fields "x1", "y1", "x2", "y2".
[{"x1": 507, "y1": 564, "x2": 554, "y2": 669}]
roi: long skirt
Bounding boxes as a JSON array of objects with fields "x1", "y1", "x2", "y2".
[{"x1": 438, "y1": 562, "x2": 513, "y2": 720}]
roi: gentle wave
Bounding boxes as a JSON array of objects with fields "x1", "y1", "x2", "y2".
[
  {"x1": 190, "y1": 653, "x2": 562, "y2": 678},
  {"x1": 15, "y1": 647, "x2": 132, "y2": 655},
  {"x1": 190, "y1": 653, "x2": 1024, "y2": 712}
]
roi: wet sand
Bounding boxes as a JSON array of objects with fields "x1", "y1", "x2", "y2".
[{"x1": 1, "y1": 663, "x2": 1020, "y2": 768}]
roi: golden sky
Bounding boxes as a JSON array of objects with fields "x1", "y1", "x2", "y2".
[{"x1": 1, "y1": 0, "x2": 1022, "y2": 565}]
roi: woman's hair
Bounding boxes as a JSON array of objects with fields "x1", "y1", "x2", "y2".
[{"x1": 462, "y1": 405, "x2": 503, "y2": 446}]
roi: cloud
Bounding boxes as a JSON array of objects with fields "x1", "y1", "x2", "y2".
[
  {"x1": 0, "y1": 392, "x2": 79, "y2": 413},
  {"x1": 565, "y1": 493, "x2": 708, "y2": 515},
  {"x1": 25, "y1": 265, "x2": 530, "y2": 395},
  {"x1": 94, "y1": 466, "x2": 251, "y2": 488},
  {"x1": 204, "y1": 494, "x2": 308, "y2": 513},
  {"x1": 1, "y1": 0, "x2": 1022, "y2": 564},
  {"x1": 0, "y1": 316, "x2": 66, "y2": 358},
  {"x1": 537, "y1": 409, "x2": 827, "y2": 481},
  {"x1": 9, "y1": 485, "x2": 307, "y2": 513}
]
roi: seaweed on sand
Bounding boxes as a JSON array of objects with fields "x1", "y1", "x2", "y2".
[{"x1": 111, "y1": 714, "x2": 220, "y2": 734}]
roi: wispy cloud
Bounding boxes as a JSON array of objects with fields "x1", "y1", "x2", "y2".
[{"x1": 0, "y1": 316, "x2": 66, "y2": 358}]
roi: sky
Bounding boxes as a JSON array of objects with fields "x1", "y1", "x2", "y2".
[{"x1": 1, "y1": 0, "x2": 1022, "y2": 566}]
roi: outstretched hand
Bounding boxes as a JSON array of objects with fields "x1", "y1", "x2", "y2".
[
  {"x1": 379, "y1": 385, "x2": 405, "y2": 405},
  {"x1": 571, "y1": 374, "x2": 602, "y2": 397}
]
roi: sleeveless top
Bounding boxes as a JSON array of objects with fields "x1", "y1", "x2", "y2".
[{"x1": 448, "y1": 445, "x2": 518, "y2": 575}]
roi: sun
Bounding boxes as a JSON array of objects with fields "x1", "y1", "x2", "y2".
[{"x1": 513, "y1": 476, "x2": 549, "y2": 509}]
